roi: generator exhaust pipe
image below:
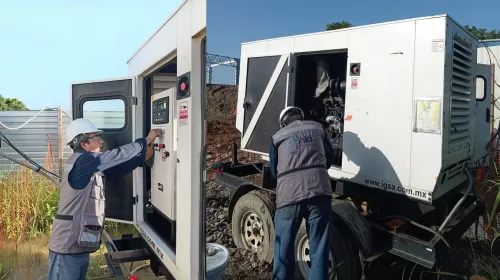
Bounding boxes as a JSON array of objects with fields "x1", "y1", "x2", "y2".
[{"x1": 438, "y1": 166, "x2": 473, "y2": 233}]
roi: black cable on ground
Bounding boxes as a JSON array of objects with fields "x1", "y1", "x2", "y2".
[{"x1": 0, "y1": 130, "x2": 61, "y2": 179}]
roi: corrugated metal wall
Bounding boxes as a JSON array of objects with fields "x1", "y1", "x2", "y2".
[
  {"x1": 0, "y1": 110, "x2": 72, "y2": 173},
  {"x1": 477, "y1": 40, "x2": 500, "y2": 128},
  {"x1": 0, "y1": 110, "x2": 126, "y2": 174}
]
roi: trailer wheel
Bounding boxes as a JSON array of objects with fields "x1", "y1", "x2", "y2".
[
  {"x1": 231, "y1": 190, "x2": 275, "y2": 263},
  {"x1": 294, "y1": 221, "x2": 362, "y2": 280}
]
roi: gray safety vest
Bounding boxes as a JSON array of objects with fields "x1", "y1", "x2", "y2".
[
  {"x1": 272, "y1": 120, "x2": 332, "y2": 208},
  {"x1": 48, "y1": 152, "x2": 106, "y2": 254}
]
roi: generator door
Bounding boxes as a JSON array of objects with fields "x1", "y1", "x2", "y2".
[
  {"x1": 471, "y1": 64, "x2": 493, "y2": 164},
  {"x1": 241, "y1": 54, "x2": 292, "y2": 154},
  {"x1": 71, "y1": 77, "x2": 136, "y2": 224}
]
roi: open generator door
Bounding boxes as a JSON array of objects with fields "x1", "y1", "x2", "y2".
[
  {"x1": 470, "y1": 64, "x2": 493, "y2": 164},
  {"x1": 71, "y1": 77, "x2": 136, "y2": 224},
  {"x1": 241, "y1": 53, "x2": 293, "y2": 154}
]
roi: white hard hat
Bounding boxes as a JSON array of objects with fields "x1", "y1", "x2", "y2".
[
  {"x1": 279, "y1": 106, "x2": 304, "y2": 128},
  {"x1": 64, "y1": 118, "x2": 102, "y2": 145}
]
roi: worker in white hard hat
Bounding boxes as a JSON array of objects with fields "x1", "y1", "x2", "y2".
[
  {"x1": 47, "y1": 118, "x2": 161, "y2": 280},
  {"x1": 269, "y1": 106, "x2": 335, "y2": 280}
]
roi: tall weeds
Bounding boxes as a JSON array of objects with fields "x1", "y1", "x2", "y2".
[
  {"x1": 0, "y1": 164, "x2": 59, "y2": 242},
  {"x1": 0, "y1": 163, "x2": 59, "y2": 279}
]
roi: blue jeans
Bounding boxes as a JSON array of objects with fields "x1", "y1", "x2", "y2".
[
  {"x1": 273, "y1": 195, "x2": 332, "y2": 280},
  {"x1": 48, "y1": 251, "x2": 90, "y2": 280}
]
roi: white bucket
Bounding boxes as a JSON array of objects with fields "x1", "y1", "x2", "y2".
[{"x1": 206, "y1": 243, "x2": 230, "y2": 280}]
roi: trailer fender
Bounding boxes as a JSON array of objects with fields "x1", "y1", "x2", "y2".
[{"x1": 331, "y1": 199, "x2": 373, "y2": 258}]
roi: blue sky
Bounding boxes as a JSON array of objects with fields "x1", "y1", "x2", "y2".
[
  {"x1": 207, "y1": 0, "x2": 499, "y2": 85},
  {"x1": 0, "y1": 0, "x2": 181, "y2": 111},
  {"x1": 1, "y1": 1, "x2": 497, "y2": 110}
]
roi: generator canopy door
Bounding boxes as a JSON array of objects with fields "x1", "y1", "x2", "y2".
[
  {"x1": 471, "y1": 64, "x2": 492, "y2": 164},
  {"x1": 71, "y1": 78, "x2": 136, "y2": 224},
  {"x1": 241, "y1": 54, "x2": 292, "y2": 153}
]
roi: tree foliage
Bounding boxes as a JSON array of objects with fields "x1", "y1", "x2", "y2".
[
  {"x1": 464, "y1": 25, "x2": 500, "y2": 40},
  {"x1": 0, "y1": 95, "x2": 29, "y2": 110},
  {"x1": 326, "y1": 21, "x2": 352, "y2": 31}
]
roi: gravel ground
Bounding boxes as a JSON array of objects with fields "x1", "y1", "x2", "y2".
[
  {"x1": 205, "y1": 85, "x2": 273, "y2": 279},
  {"x1": 205, "y1": 182, "x2": 273, "y2": 280}
]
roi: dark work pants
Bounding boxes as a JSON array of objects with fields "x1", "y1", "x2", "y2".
[{"x1": 272, "y1": 195, "x2": 332, "y2": 280}]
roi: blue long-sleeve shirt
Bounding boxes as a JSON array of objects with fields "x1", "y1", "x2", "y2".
[
  {"x1": 68, "y1": 138, "x2": 148, "y2": 190},
  {"x1": 269, "y1": 134, "x2": 335, "y2": 180}
]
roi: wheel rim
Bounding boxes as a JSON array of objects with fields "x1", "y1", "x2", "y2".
[
  {"x1": 296, "y1": 234, "x2": 335, "y2": 279},
  {"x1": 240, "y1": 211, "x2": 265, "y2": 251}
]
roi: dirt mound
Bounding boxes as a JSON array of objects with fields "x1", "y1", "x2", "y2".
[
  {"x1": 206, "y1": 84, "x2": 238, "y2": 121},
  {"x1": 205, "y1": 84, "x2": 272, "y2": 279}
]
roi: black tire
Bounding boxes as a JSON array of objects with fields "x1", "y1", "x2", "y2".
[
  {"x1": 294, "y1": 220, "x2": 362, "y2": 280},
  {"x1": 231, "y1": 190, "x2": 275, "y2": 263}
]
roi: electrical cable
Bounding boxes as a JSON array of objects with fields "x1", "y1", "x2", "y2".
[
  {"x1": 372, "y1": 117, "x2": 500, "y2": 247},
  {"x1": 0, "y1": 107, "x2": 71, "y2": 179},
  {"x1": 0, "y1": 153, "x2": 61, "y2": 186},
  {"x1": 251, "y1": 163, "x2": 262, "y2": 173},
  {"x1": 130, "y1": 263, "x2": 151, "y2": 275},
  {"x1": 0, "y1": 130, "x2": 61, "y2": 179},
  {"x1": 0, "y1": 107, "x2": 59, "y2": 130},
  {"x1": 471, "y1": 186, "x2": 481, "y2": 243},
  {"x1": 372, "y1": 215, "x2": 451, "y2": 248},
  {"x1": 478, "y1": 111, "x2": 500, "y2": 197},
  {"x1": 102, "y1": 229, "x2": 134, "y2": 277},
  {"x1": 438, "y1": 167, "x2": 474, "y2": 233},
  {"x1": 466, "y1": 100, "x2": 500, "y2": 241}
]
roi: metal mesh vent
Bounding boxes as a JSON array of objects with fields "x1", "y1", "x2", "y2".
[{"x1": 448, "y1": 34, "x2": 474, "y2": 153}]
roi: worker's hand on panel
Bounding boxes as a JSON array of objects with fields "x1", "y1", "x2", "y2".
[{"x1": 146, "y1": 129, "x2": 163, "y2": 145}]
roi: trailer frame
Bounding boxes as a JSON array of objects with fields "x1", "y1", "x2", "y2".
[{"x1": 212, "y1": 143, "x2": 485, "y2": 277}]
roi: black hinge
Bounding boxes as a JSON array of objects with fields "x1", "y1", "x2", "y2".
[
  {"x1": 132, "y1": 97, "x2": 138, "y2": 105},
  {"x1": 288, "y1": 65, "x2": 293, "y2": 74},
  {"x1": 133, "y1": 195, "x2": 138, "y2": 204}
]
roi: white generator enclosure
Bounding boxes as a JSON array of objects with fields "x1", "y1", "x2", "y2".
[
  {"x1": 236, "y1": 15, "x2": 492, "y2": 205},
  {"x1": 70, "y1": 0, "x2": 206, "y2": 279}
]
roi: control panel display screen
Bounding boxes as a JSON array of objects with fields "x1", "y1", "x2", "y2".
[{"x1": 152, "y1": 97, "x2": 169, "y2": 124}]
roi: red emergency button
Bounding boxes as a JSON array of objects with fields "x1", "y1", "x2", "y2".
[
  {"x1": 180, "y1": 82, "x2": 188, "y2": 91},
  {"x1": 158, "y1": 144, "x2": 165, "y2": 149},
  {"x1": 350, "y1": 63, "x2": 361, "y2": 75}
]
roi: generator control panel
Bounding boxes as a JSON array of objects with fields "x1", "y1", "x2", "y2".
[
  {"x1": 150, "y1": 88, "x2": 176, "y2": 221},
  {"x1": 152, "y1": 97, "x2": 169, "y2": 124}
]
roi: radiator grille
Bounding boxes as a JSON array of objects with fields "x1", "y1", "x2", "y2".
[{"x1": 448, "y1": 34, "x2": 474, "y2": 153}]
